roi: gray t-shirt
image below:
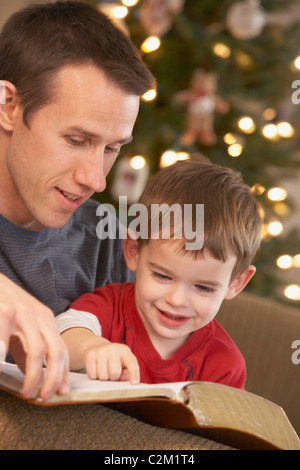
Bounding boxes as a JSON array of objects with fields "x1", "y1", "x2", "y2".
[{"x1": 0, "y1": 199, "x2": 134, "y2": 316}]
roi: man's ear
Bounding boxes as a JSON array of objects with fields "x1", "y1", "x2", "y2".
[
  {"x1": 225, "y1": 265, "x2": 256, "y2": 300},
  {"x1": 123, "y1": 230, "x2": 139, "y2": 272},
  {"x1": 0, "y1": 80, "x2": 19, "y2": 131}
]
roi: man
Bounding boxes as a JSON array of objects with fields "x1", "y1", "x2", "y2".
[{"x1": 0, "y1": 1, "x2": 155, "y2": 400}]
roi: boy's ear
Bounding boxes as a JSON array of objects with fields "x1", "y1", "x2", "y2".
[
  {"x1": 123, "y1": 230, "x2": 139, "y2": 272},
  {"x1": 225, "y1": 265, "x2": 256, "y2": 300},
  {"x1": 0, "y1": 80, "x2": 19, "y2": 131}
]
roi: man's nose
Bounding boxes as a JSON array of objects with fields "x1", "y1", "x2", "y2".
[{"x1": 73, "y1": 151, "x2": 107, "y2": 193}]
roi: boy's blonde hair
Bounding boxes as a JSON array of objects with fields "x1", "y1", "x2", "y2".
[{"x1": 137, "y1": 155, "x2": 262, "y2": 282}]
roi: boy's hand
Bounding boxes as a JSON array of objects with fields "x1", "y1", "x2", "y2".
[{"x1": 84, "y1": 342, "x2": 140, "y2": 384}]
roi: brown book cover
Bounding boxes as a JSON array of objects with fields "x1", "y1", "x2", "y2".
[{"x1": 0, "y1": 362, "x2": 299, "y2": 450}]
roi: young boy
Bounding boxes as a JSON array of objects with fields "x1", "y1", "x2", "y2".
[{"x1": 56, "y1": 155, "x2": 262, "y2": 389}]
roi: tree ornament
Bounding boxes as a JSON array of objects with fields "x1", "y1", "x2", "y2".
[
  {"x1": 226, "y1": 1, "x2": 266, "y2": 40},
  {"x1": 175, "y1": 69, "x2": 230, "y2": 147},
  {"x1": 140, "y1": 0, "x2": 185, "y2": 37},
  {"x1": 110, "y1": 156, "x2": 149, "y2": 204}
]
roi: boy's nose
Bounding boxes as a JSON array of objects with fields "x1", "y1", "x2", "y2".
[{"x1": 165, "y1": 284, "x2": 189, "y2": 308}]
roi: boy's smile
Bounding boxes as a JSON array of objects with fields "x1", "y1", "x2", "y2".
[
  {"x1": 156, "y1": 307, "x2": 192, "y2": 327},
  {"x1": 128, "y1": 238, "x2": 242, "y2": 360}
]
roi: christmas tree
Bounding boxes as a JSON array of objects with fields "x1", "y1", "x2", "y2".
[{"x1": 90, "y1": 0, "x2": 300, "y2": 307}]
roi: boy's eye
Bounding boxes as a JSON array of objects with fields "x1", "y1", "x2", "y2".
[
  {"x1": 152, "y1": 272, "x2": 171, "y2": 281},
  {"x1": 195, "y1": 284, "x2": 215, "y2": 294}
]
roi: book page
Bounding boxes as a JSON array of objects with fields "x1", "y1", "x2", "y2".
[{"x1": 0, "y1": 362, "x2": 190, "y2": 404}]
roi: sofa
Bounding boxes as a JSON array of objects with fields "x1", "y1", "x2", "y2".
[
  {"x1": 217, "y1": 291, "x2": 300, "y2": 438},
  {"x1": 0, "y1": 291, "x2": 299, "y2": 450}
]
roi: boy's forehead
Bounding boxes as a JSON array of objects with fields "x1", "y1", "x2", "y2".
[{"x1": 144, "y1": 238, "x2": 236, "y2": 265}]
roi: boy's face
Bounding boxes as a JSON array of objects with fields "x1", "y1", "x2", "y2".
[
  {"x1": 125, "y1": 238, "x2": 254, "y2": 359},
  {"x1": 0, "y1": 64, "x2": 139, "y2": 230}
]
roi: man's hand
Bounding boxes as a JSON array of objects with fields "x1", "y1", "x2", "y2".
[
  {"x1": 84, "y1": 342, "x2": 140, "y2": 384},
  {"x1": 0, "y1": 274, "x2": 70, "y2": 400}
]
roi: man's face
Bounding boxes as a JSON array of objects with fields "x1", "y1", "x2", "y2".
[{"x1": 4, "y1": 65, "x2": 140, "y2": 230}]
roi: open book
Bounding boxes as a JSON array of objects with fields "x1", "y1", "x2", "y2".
[{"x1": 0, "y1": 362, "x2": 299, "y2": 451}]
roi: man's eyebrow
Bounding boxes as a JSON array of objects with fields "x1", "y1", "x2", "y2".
[{"x1": 65, "y1": 126, "x2": 133, "y2": 144}]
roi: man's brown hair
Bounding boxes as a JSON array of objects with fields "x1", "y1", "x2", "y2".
[
  {"x1": 0, "y1": 1, "x2": 155, "y2": 126},
  {"x1": 137, "y1": 155, "x2": 263, "y2": 282}
]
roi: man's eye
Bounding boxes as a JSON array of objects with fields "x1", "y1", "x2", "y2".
[
  {"x1": 66, "y1": 136, "x2": 86, "y2": 146},
  {"x1": 105, "y1": 145, "x2": 120, "y2": 155}
]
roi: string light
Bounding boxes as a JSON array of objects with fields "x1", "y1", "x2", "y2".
[
  {"x1": 160, "y1": 150, "x2": 177, "y2": 168},
  {"x1": 293, "y1": 55, "x2": 300, "y2": 70},
  {"x1": 122, "y1": 0, "x2": 139, "y2": 6},
  {"x1": 141, "y1": 88, "x2": 157, "y2": 101},
  {"x1": 238, "y1": 116, "x2": 256, "y2": 133},
  {"x1": 235, "y1": 50, "x2": 253, "y2": 69},
  {"x1": 273, "y1": 202, "x2": 290, "y2": 217},
  {"x1": 110, "y1": 5, "x2": 128, "y2": 19},
  {"x1": 267, "y1": 187, "x2": 287, "y2": 202},
  {"x1": 261, "y1": 122, "x2": 294, "y2": 140},
  {"x1": 261, "y1": 123, "x2": 278, "y2": 140},
  {"x1": 130, "y1": 155, "x2": 146, "y2": 170},
  {"x1": 276, "y1": 254, "x2": 300, "y2": 270},
  {"x1": 159, "y1": 150, "x2": 190, "y2": 168},
  {"x1": 212, "y1": 43, "x2": 231, "y2": 59},
  {"x1": 262, "y1": 108, "x2": 276, "y2": 120},
  {"x1": 223, "y1": 133, "x2": 238, "y2": 145},
  {"x1": 176, "y1": 151, "x2": 189, "y2": 161},
  {"x1": 293, "y1": 255, "x2": 300, "y2": 268},
  {"x1": 284, "y1": 284, "x2": 300, "y2": 301},
  {"x1": 258, "y1": 204, "x2": 265, "y2": 221},
  {"x1": 266, "y1": 220, "x2": 283, "y2": 236},
  {"x1": 277, "y1": 121, "x2": 294, "y2": 138},
  {"x1": 251, "y1": 183, "x2": 265, "y2": 195},
  {"x1": 141, "y1": 36, "x2": 161, "y2": 53},
  {"x1": 227, "y1": 143, "x2": 243, "y2": 157},
  {"x1": 277, "y1": 255, "x2": 293, "y2": 270}
]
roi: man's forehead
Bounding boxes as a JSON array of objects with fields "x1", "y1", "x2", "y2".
[{"x1": 53, "y1": 64, "x2": 120, "y2": 94}]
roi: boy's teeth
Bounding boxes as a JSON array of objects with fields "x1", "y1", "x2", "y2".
[
  {"x1": 163, "y1": 311, "x2": 185, "y2": 320},
  {"x1": 62, "y1": 190, "x2": 78, "y2": 201}
]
